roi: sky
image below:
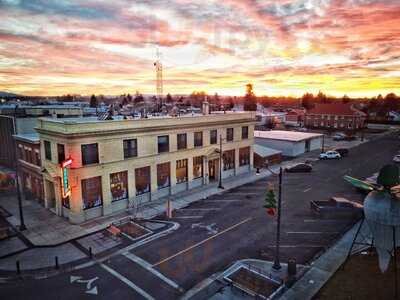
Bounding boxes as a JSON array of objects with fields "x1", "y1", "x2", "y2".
[{"x1": 0, "y1": 0, "x2": 399, "y2": 97}]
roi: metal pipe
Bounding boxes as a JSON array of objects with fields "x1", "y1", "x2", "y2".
[
  {"x1": 272, "y1": 167, "x2": 283, "y2": 270},
  {"x1": 218, "y1": 134, "x2": 224, "y2": 189},
  {"x1": 13, "y1": 104, "x2": 26, "y2": 231}
]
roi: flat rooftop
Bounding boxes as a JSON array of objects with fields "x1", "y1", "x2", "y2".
[
  {"x1": 13, "y1": 133, "x2": 40, "y2": 143},
  {"x1": 36, "y1": 111, "x2": 256, "y2": 136},
  {"x1": 254, "y1": 130, "x2": 323, "y2": 142}
]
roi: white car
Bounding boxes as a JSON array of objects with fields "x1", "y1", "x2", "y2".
[
  {"x1": 393, "y1": 155, "x2": 400, "y2": 163},
  {"x1": 319, "y1": 151, "x2": 341, "y2": 160}
]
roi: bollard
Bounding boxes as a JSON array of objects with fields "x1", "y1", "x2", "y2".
[
  {"x1": 288, "y1": 258, "x2": 297, "y2": 277},
  {"x1": 16, "y1": 260, "x2": 21, "y2": 275},
  {"x1": 256, "y1": 168, "x2": 260, "y2": 174},
  {"x1": 55, "y1": 256, "x2": 59, "y2": 269},
  {"x1": 89, "y1": 247, "x2": 93, "y2": 258}
]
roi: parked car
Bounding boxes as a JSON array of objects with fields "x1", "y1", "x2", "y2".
[
  {"x1": 319, "y1": 151, "x2": 341, "y2": 159},
  {"x1": 296, "y1": 127, "x2": 308, "y2": 132},
  {"x1": 333, "y1": 133, "x2": 346, "y2": 141},
  {"x1": 393, "y1": 155, "x2": 400, "y2": 163},
  {"x1": 334, "y1": 148, "x2": 349, "y2": 157},
  {"x1": 285, "y1": 163, "x2": 312, "y2": 173}
]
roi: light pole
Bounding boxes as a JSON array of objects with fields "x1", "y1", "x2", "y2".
[
  {"x1": 13, "y1": 104, "x2": 26, "y2": 231},
  {"x1": 218, "y1": 134, "x2": 224, "y2": 189},
  {"x1": 272, "y1": 167, "x2": 283, "y2": 270}
]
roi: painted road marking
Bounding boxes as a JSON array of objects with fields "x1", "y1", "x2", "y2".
[
  {"x1": 304, "y1": 219, "x2": 345, "y2": 223},
  {"x1": 303, "y1": 187, "x2": 312, "y2": 193},
  {"x1": 100, "y1": 263, "x2": 155, "y2": 300},
  {"x1": 286, "y1": 231, "x2": 339, "y2": 234},
  {"x1": 153, "y1": 217, "x2": 252, "y2": 267},
  {"x1": 70, "y1": 276, "x2": 98, "y2": 295},
  {"x1": 173, "y1": 216, "x2": 203, "y2": 219},
  {"x1": 203, "y1": 199, "x2": 242, "y2": 202},
  {"x1": 180, "y1": 208, "x2": 221, "y2": 211},
  {"x1": 123, "y1": 252, "x2": 182, "y2": 291},
  {"x1": 191, "y1": 223, "x2": 218, "y2": 235}
]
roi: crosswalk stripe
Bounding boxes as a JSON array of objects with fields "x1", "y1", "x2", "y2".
[
  {"x1": 100, "y1": 263, "x2": 155, "y2": 300},
  {"x1": 123, "y1": 252, "x2": 181, "y2": 290}
]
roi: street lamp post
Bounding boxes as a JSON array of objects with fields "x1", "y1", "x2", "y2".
[
  {"x1": 218, "y1": 134, "x2": 224, "y2": 189},
  {"x1": 13, "y1": 104, "x2": 26, "y2": 231},
  {"x1": 272, "y1": 167, "x2": 283, "y2": 270}
]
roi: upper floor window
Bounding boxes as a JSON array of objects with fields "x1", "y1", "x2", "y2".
[
  {"x1": 81, "y1": 143, "x2": 99, "y2": 165},
  {"x1": 158, "y1": 135, "x2": 169, "y2": 153},
  {"x1": 34, "y1": 150, "x2": 41, "y2": 167},
  {"x1": 210, "y1": 130, "x2": 217, "y2": 145},
  {"x1": 227, "y1": 128, "x2": 234, "y2": 142},
  {"x1": 123, "y1": 139, "x2": 137, "y2": 158},
  {"x1": 57, "y1": 144, "x2": 65, "y2": 164},
  {"x1": 242, "y1": 126, "x2": 249, "y2": 139},
  {"x1": 44, "y1": 140, "x2": 52, "y2": 161},
  {"x1": 177, "y1": 133, "x2": 187, "y2": 150},
  {"x1": 194, "y1": 132, "x2": 203, "y2": 147}
]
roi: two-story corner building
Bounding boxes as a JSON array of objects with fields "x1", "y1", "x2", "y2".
[
  {"x1": 304, "y1": 103, "x2": 367, "y2": 131},
  {"x1": 35, "y1": 111, "x2": 256, "y2": 224}
]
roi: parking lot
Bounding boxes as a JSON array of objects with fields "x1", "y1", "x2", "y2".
[{"x1": 1, "y1": 131, "x2": 398, "y2": 300}]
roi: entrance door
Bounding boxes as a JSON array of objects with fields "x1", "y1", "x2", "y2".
[
  {"x1": 208, "y1": 159, "x2": 217, "y2": 181},
  {"x1": 305, "y1": 140, "x2": 311, "y2": 152}
]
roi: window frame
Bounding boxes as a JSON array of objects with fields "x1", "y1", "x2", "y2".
[
  {"x1": 110, "y1": 171, "x2": 129, "y2": 202},
  {"x1": 177, "y1": 133, "x2": 187, "y2": 150},
  {"x1": 57, "y1": 143, "x2": 65, "y2": 164},
  {"x1": 158, "y1": 135, "x2": 170, "y2": 153},
  {"x1": 193, "y1": 156, "x2": 203, "y2": 179},
  {"x1": 210, "y1": 129, "x2": 217, "y2": 145},
  {"x1": 81, "y1": 143, "x2": 99, "y2": 166},
  {"x1": 123, "y1": 139, "x2": 138, "y2": 159},
  {"x1": 176, "y1": 159, "x2": 188, "y2": 184},
  {"x1": 157, "y1": 162, "x2": 171, "y2": 190},
  {"x1": 226, "y1": 128, "x2": 234, "y2": 142},
  {"x1": 81, "y1": 176, "x2": 103, "y2": 210},
  {"x1": 44, "y1": 140, "x2": 52, "y2": 161},
  {"x1": 135, "y1": 166, "x2": 151, "y2": 195},
  {"x1": 194, "y1": 131, "x2": 203, "y2": 147},
  {"x1": 241, "y1": 126, "x2": 249, "y2": 139}
]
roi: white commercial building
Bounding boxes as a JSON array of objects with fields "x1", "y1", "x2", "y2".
[{"x1": 254, "y1": 130, "x2": 323, "y2": 157}]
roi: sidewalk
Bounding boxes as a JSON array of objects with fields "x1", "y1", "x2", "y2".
[{"x1": 0, "y1": 164, "x2": 283, "y2": 250}]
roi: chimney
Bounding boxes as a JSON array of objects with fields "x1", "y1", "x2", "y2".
[{"x1": 202, "y1": 100, "x2": 210, "y2": 115}]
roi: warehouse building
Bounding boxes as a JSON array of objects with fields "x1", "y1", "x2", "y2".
[{"x1": 254, "y1": 130, "x2": 323, "y2": 157}]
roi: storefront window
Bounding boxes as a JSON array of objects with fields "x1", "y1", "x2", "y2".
[
  {"x1": 157, "y1": 162, "x2": 170, "y2": 189},
  {"x1": 176, "y1": 159, "x2": 188, "y2": 183},
  {"x1": 110, "y1": 171, "x2": 128, "y2": 201},
  {"x1": 135, "y1": 166, "x2": 150, "y2": 195},
  {"x1": 239, "y1": 147, "x2": 250, "y2": 166},
  {"x1": 223, "y1": 149, "x2": 235, "y2": 170},
  {"x1": 193, "y1": 156, "x2": 203, "y2": 179},
  {"x1": 82, "y1": 176, "x2": 102, "y2": 210}
]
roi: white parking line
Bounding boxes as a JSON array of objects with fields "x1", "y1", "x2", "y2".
[
  {"x1": 100, "y1": 263, "x2": 155, "y2": 300},
  {"x1": 180, "y1": 208, "x2": 221, "y2": 211},
  {"x1": 173, "y1": 216, "x2": 203, "y2": 219},
  {"x1": 303, "y1": 187, "x2": 312, "y2": 193},
  {"x1": 153, "y1": 217, "x2": 253, "y2": 267},
  {"x1": 123, "y1": 252, "x2": 182, "y2": 290},
  {"x1": 286, "y1": 231, "x2": 339, "y2": 234},
  {"x1": 203, "y1": 200, "x2": 242, "y2": 202}
]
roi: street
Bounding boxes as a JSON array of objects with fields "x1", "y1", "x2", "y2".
[{"x1": 0, "y1": 132, "x2": 398, "y2": 300}]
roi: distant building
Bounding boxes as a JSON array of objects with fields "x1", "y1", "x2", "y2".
[
  {"x1": 253, "y1": 144, "x2": 282, "y2": 169},
  {"x1": 254, "y1": 130, "x2": 323, "y2": 157},
  {"x1": 305, "y1": 103, "x2": 366, "y2": 131},
  {"x1": 36, "y1": 110, "x2": 256, "y2": 223},
  {"x1": 285, "y1": 109, "x2": 305, "y2": 127}
]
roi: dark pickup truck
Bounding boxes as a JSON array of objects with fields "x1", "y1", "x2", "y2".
[{"x1": 310, "y1": 197, "x2": 363, "y2": 219}]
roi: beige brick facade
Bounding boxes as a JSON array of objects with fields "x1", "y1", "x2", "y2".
[{"x1": 36, "y1": 112, "x2": 256, "y2": 224}]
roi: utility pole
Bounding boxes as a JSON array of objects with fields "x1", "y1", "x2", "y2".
[
  {"x1": 154, "y1": 48, "x2": 163, "y2": 111},
  {"x1": 218, "y1": 134, "x2": 224, "y2": 189},
  {"x1": 13, "y1": 104, "x2": 26, "y2": 231},
  {"x1": 272, "y1": 167, "x2": 283, "y2": 270},
  {"x1": 321, "y1": 134, "x2": 325, "y2": 153}
]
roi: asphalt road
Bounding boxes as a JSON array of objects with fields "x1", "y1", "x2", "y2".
[{"x1": 0, "y1": 132, "x2": 398, "y2": 300}]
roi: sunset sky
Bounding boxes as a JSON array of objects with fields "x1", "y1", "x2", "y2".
[{"x1": 0, "y1": 0, "x2": 399, "y2": 97}]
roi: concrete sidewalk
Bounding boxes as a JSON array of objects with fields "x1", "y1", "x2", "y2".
[{"x1": 0, "y1": 164, "x2": 280, "y2": 249}]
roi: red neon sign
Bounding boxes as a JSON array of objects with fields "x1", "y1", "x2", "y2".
[
  {"x1": 61, "y1": 158, "x2": 73, "y2": 168},
  {"x1": 61, "y1": 157, "x2": 73, "y2": 198}
]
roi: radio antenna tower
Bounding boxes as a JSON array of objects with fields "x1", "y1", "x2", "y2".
[{"x1": 154, "y1": 48, "x2": 163, "y2": 100}]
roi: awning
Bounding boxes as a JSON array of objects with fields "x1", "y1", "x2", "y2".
[
  {"x1": 254, "y1": 144, "x2": 282, "y2": 158},
  {"x1": 42, "y1": 164, "x2": 60, "y2": 178}
]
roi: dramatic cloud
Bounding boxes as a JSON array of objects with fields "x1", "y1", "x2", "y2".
[{"x1": 0, "y1": 0, "x2": 399, "y2": 96}]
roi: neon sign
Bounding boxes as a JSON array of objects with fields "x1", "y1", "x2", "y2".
[{"x1": 61, "y1": 157, "x2": 72, "y2": 198}]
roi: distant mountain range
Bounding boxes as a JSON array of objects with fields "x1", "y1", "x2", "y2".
[{"x1": 0, "y1": 91, "x2": 20, "y2": 98}]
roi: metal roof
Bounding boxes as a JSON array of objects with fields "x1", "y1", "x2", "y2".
[{"x1": 254, "y1": 130, "x2": 323, "y2": 142}]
